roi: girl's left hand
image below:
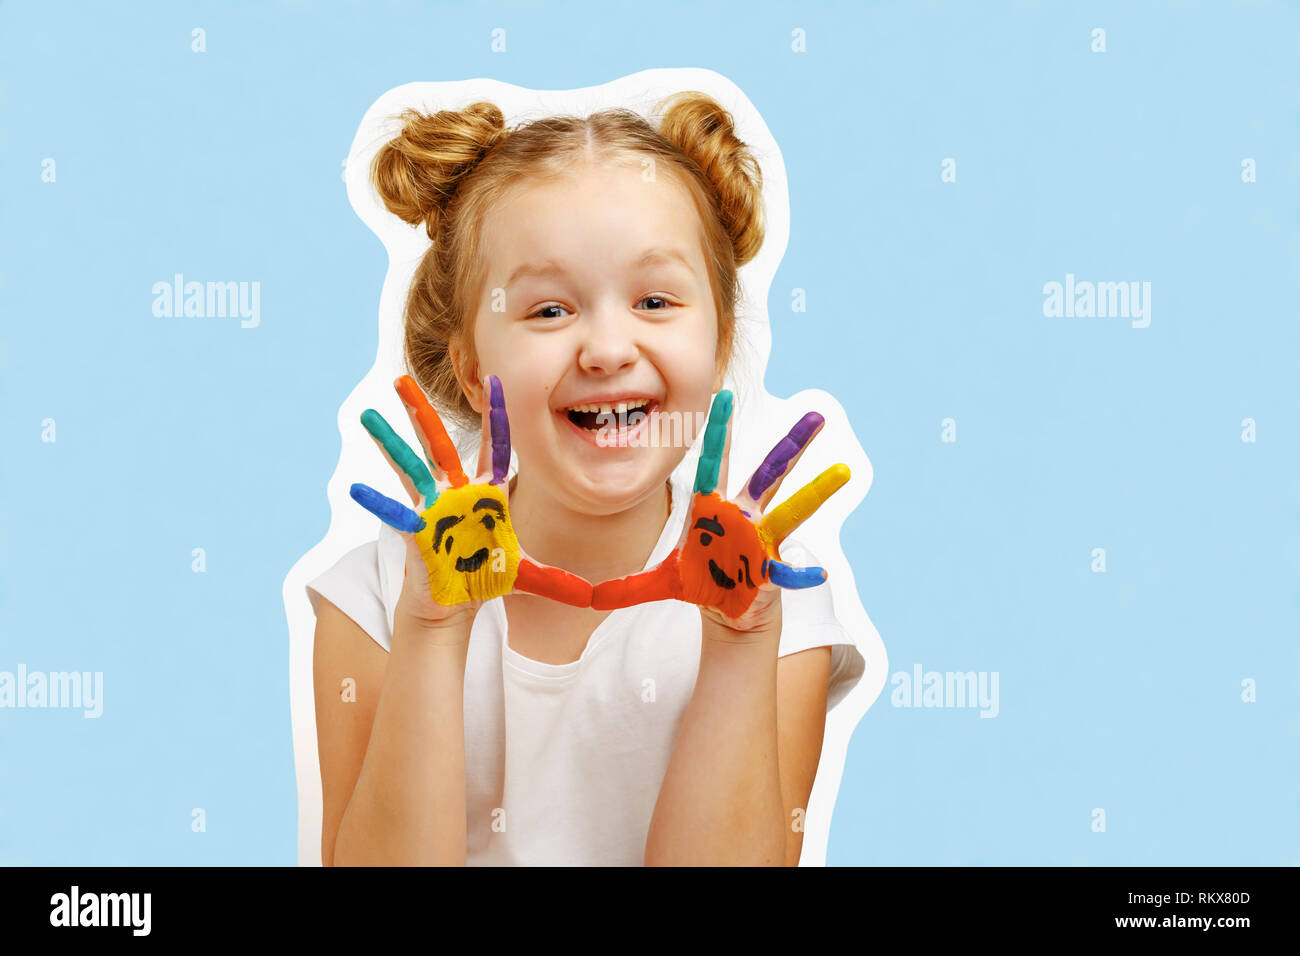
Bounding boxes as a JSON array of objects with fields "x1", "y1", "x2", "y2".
[{"x1": 591, "y1": 391, "x2": 850, "y2": 634}]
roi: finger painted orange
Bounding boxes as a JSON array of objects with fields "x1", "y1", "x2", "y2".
[
  {"x1": 515, "y1": 558, "x2": 595, "y2": 607},
  {"x1": 590, "y1": 554, "x2": 681, "y2": 610},
  {"x1": 395, "y1": 375, "x2": 469, "y2": 488}
]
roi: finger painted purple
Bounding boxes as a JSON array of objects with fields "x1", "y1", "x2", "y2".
[
  {"x1": 746, "y1": 412, "x2": 824, "y2": 500},
  {"x1": 489, "y1": 375, "x2": 511, "y2": 483}
]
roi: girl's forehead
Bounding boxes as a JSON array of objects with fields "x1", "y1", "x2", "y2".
[
  {"x1": 494, "y1": 161, "x2": 695, "y2": 222},
  {"x1": 481, "y1": 167, "x2": 704, "y2": 262}
]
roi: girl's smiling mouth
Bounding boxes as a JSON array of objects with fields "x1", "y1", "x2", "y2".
[{"x1": 556, "y1": 396, "x2": 661, "y2": 447}]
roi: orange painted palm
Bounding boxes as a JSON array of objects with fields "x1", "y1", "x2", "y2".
[{"x1": 591, "y1": 391, "x2": 850, "y2": 624}]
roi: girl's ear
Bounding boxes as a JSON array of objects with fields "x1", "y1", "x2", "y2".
[{"x1": 449, "y1": 339, "x2": 484, "y2": 413}]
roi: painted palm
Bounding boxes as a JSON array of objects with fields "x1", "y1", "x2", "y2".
[
  {"x1": 350, "y1": 374, "x2": 592, "y2": 607},
  {"x1": 591, "y1": 391, "x2": 850, "y2": 621}
]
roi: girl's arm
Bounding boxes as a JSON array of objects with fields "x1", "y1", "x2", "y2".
[
  {"x1": 314, "y1": 598, "x2": 474, "y2": 866},
  {"x1": 643, "y1": 607, "x2": 832, "y2": 866}
]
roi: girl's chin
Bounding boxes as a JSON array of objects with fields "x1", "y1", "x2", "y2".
[{"x1": 560, "y1": 460, "x2": 672, "y2": 514}]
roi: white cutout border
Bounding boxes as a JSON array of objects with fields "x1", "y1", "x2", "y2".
[{"x1": 283, "y1": 68, "x2": 887, "y2": 866}]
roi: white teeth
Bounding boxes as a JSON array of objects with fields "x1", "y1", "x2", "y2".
[{"x1": 565, "y1": 400, "x2": 652, "y2": 414}]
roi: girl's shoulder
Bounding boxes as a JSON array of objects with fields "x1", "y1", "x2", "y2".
[
  {"x1": 773, "y1": 536, "x2": 866, "y2": 711},
  {"x1": 305, "y1": 535, "x2": 393, "y2": 652}
]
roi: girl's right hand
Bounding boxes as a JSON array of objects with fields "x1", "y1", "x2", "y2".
[
  {"x1": 349, "y1": 373, "x2": 593, "y2": 645},
  {"x1": 349, "y1": 374, "x2": 505, "y2": 644}
]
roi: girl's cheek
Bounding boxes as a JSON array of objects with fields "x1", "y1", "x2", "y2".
[
  {"x1": 469, "y1": 326, "x2": 529, "y2": 415},
  {"x1": 496, "y1": 359, "x2": 559, "y2": 419},
  {"x1": 669, "y1": 340, "x2": 718, "y2": 391},
  {"x1": 671, "y1": 311, "x2": 718, "y2": 371}
]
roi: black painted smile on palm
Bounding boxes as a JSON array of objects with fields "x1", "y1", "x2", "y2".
[
  {"x1": 707, "y1": 559, "x2": 735, "y2": 589},
  {"x1": 706, "y1": 553, "x2": 757, "y2": 590},
  {"x1": 456, "y1": 548, "x2": 490, "y2": 573},
  {"x1": 696, "y1": 514, "x2": 759, "y2": 591}
]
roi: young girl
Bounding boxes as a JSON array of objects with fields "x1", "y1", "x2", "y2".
[{"x1": 306, "y1": 91, "x2": 865, "y2": 866}]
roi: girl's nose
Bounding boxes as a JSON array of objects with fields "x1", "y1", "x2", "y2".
[{"x1": 577, "y1": 306, "x2": 639, "y2": 375}]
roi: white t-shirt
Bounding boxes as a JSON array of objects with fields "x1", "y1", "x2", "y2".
[{"x1": 305, "y1": 462, "x2": 866, "y2": 866}]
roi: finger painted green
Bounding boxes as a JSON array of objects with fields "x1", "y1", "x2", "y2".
[{"x1": 692, "y1": 390, "x2": 734, "y2": 495}]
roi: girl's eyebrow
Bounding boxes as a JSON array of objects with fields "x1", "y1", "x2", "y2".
[
  {"x1": 504, "y1": 248, "x2": 695, "y2": 290},
  {"x1": 505, "y1": 259, "x2": 565, "y2": 289},
  {"x1": 636, "y1": 247, "x2": 695, "y2": 273}
]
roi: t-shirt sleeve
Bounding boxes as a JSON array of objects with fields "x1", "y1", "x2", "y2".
[
  {"x1": 305, "y1": 540, "x2": 393, "y2": 652},
  {"x1": 774, "y1": 537, "x2": 867, "y2": 713}
]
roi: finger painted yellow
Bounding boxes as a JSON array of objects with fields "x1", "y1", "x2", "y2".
[
  {"x1": 756, "y1": 463, "x2": 851, "y2": 553},
  {"x1": 414, "y1": 484, "x2": 521, "y2": 605}
]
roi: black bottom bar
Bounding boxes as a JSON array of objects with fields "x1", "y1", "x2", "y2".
[{"x1": 0, "y1": 866, "x2": 1284, "y2": 940}]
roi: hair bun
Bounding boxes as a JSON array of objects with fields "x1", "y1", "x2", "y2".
[
  {"x1": 370, "y1": 101, "x2": 507, "y2": 240},
  {"x1": 655, "y1": 92, "x2": 765, "y2": 267}
]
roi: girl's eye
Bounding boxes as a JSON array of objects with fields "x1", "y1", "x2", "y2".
[
  {"x1": 529, "y1": 304, "x2": 570, "y2": 320},
  {"x1": 638, "y1": 295, "x2": 673, "y2": 311}
]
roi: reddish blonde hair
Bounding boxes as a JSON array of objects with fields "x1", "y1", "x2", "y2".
[{"x1": 370, "y1": 91, "x2": 765, "y2": 430}]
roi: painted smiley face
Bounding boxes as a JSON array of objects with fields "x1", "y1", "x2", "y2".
[
  {"x1": 414, "y1": 483, "x2": 521, "y2": 605},
  {"x1": 678, "y1": 492, "x2": 778, "y2": 619}
]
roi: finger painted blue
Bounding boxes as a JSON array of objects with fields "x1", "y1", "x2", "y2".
[
  {"x1": 488, "y1": 375, "x2": 511, "y2": 484},
  {"x1": 360, "y1": 408, "x2": 439, "y2": 504},
  {"x1": 350, "y1": 482, "x2": 426, "y2": 534},
  {"x1": 693, "y1": 390, "x2": 734, "y2": 495},
  {"x1": 747, "y1": 411, "x2": 823, "y2": 501},
  {"x1": 767, "y1": 559, "x2": 826, "y2": 590}
]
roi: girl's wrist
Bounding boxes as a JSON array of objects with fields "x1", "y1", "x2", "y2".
[
  {"x1": 699, "y1": 605, "x2": 782, "y2": 648},
  {"x1": 393, "y1": 602, "x2": 477, "y2": 649},
  {"x1": 696, "y1": 613, "x2": 781, "y2": 695}
]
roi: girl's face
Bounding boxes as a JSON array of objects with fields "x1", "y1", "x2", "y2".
[{"x1": 459, "y1": 158, "x2": 723, "y2": 516}]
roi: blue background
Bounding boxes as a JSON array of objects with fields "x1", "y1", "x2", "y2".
[{"x1": 1, "y1": 0, "x2": 1295, "y2": 865}]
